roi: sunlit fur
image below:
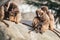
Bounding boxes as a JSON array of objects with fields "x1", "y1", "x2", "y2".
[
  {"x1": 8, "y1": 2, "x2": 21, "y2": 24},
  {"x1": 32, "y1": 9, "x2": 50, "y2": 33},
  {"x1": 41, "y1": 6, "x2": 54, "y2": 31}
]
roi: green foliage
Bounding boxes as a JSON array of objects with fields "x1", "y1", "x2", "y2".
[
  {"x1": 25, "y1": 0, "x2": 60, "y2": 14},
  {"x1": 25, "y1": 0, "x2": 60, "y2": 23}
]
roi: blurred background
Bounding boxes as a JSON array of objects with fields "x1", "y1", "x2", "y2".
[{"x1": 0, "y1": 0, "x2": 60, "y2": 29}]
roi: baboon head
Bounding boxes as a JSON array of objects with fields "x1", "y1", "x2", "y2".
[
  {"x1": 41, "y1": 6, "x2": 48, "y2": 12},
  {"x1": 36, "y1": 9, "x2": 44, "y2": 17}
]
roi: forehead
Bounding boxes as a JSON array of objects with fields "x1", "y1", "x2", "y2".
[
  {"x1": 41, "y1": 6, "x2": 48, "y2": 9},
  {"x1": 39, "y1": 10, "x2": 44, "y2": 13}
]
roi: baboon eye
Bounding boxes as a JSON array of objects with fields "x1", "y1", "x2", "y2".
[
  {"x1": 42, "y1": 13, "x2": 43, "y2": 14},
  {"x1": 41, "y1": 13, "x2": 43, "y2": 15}
]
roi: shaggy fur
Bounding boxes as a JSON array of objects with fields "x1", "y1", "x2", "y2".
[
  {"x1": 32, "y1": 9, "x2": 50, "y2": 33},
  {"x1": 8, "y1": 2, "x2": 21, "y2": 24},
  {"x1": 41, "y1": 6, "x2": 54, "y2": 31}
]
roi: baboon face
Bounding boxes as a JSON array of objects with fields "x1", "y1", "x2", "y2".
[
  {"x1": 36, "y1": 9, "x2": 44, "y2": 17},
  {"x1": 39, "y1": 10, "x2": 44, "y2": 16}
]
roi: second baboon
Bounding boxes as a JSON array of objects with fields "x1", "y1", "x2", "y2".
[
  {"x1": 8, "y1": 2, "x2": 21, "y2": 24},
  {"x1": 32, "y1": 9, "x2": 50, "y2": 33}
]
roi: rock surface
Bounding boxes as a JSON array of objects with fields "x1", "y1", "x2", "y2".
[{"x1": 0, "y1": 20, "x2": 60, "y2": 40}]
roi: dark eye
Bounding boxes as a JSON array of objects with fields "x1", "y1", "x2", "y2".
[{"x1": 41, "y1": 13, "x2": 43, "y2": 15}]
